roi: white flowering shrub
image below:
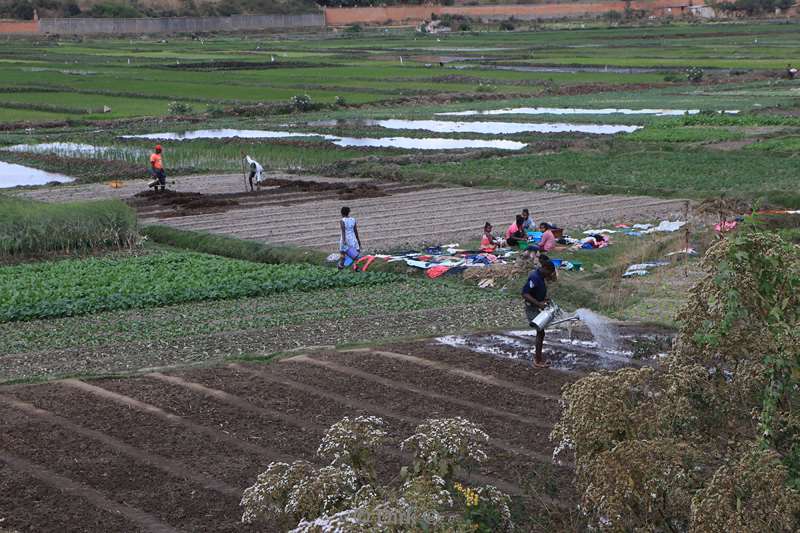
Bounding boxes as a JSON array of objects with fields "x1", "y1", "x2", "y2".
[
  {"x1": 242, "y1": 416, "x2": 513, "y2": 532},
  {"x1": 241, "y1": 460, "x2": 316, "y2": 524},
  {"x1": 317, "y1": 415, "x2": 386, "y2": 481},
  {"x1": 401, "y1": 416, "x2": 489, "y2": 479}
]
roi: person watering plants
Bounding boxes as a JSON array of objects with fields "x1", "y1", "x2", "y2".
[
  {"x1": 242, "y1": 153, "x2": 264, "y2": 191},
  {"x1": 147, "y1": 145, "x2": 166, "y2": 191},
  {"x1": 522, "y1": 256, "x2": 557, "y2": 369},
  {"x1": 338, "y1": 206, "x2": 361, "y2": 270}
]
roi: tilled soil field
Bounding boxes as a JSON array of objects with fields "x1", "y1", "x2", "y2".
[
  {"x1": 19, "y1": 172, "x2": 689, "y2": 251},
  {"x1": 0, "y1": 341, "x2": 590, "y2": 532}
]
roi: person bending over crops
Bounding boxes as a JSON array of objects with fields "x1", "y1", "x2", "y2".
[
  {"x1": 338, "y1": 206, "x2": 361, "y2": 270},
  {"x1": 505, "y1": 215, "x2": 527, "y2": 248},
  {"x1": 147, "y1": 145, "x2": 166, "y2": 191},
  {"x1": 480, "y1": 222, "x2": 503, "y2": 253},
  {"x1": 242, "y1": 153, "x2": 264, "y2": 191},
  {"x1": 522, "y1": 256, "x2": 557, "y2": 369}
]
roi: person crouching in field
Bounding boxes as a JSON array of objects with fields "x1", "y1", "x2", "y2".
[
  {"x1": 147, "y1": 145, "x2": 166, "y2": 191},
  {"x1": 338, "y1": 206, "x2": 361, "y2": 270},
  {"x1": 522, "y1": 256, "x2": 557, "y2": 368},
  {"x1": 243, "y1": 153, "x2": 264, "y2": 191}
]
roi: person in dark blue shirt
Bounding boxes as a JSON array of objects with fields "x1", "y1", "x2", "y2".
[{"x1": 522, "y1": 257, "x2": 557, "y2": 368}]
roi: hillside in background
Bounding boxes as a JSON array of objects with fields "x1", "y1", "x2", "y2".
[{"x1": 0, "y1": 0, "x2": 318, "y2": 19}]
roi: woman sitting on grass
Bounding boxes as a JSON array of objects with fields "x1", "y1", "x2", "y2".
[
  {"x1": 338, "y1": 206, "x2": 361, "y2": 270},
  {"x1": 531, "y1": 222, "x2": 556, "y2": 253},
  {"x1": 505, "y1": 215, "x2": 527, "y2": 248},
  {"x1": 481, "y1": 222, "x2": 503, "y2": 253}
]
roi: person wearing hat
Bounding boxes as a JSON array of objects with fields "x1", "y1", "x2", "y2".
[{"x1": 148, "y1": 144, "x2": 166, "y2": 191}]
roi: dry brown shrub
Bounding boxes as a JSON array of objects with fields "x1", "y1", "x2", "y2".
[
  {"x1": 691, "y1": 447, "x2": 800, "y2": 533},
  {"x1": 553, "y1": 228, "x2": 800, "y2": 531}
]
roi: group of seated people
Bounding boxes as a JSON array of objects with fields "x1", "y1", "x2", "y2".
[{"x1": 481, "y1": 208, "x2": 557, "y2": 254}]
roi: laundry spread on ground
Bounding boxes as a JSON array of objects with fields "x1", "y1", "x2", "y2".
[
  {"x1": 327, "y1": 219, "x2": 690, "y2": 280},
  {"x1": 623, "y1": 261, "x2": 671, "y2": 278}
]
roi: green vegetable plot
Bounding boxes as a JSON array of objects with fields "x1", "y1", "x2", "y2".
[{"x1": 0, "y1": 251, "x2": 399, "y2": 322}]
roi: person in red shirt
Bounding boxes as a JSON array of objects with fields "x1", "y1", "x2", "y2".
[{"x1": 148, "y1": 145, "x2": 166, "y2": 191}]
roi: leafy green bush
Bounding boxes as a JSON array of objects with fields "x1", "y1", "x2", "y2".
[
  {"x1": 87, "y1": 2, "x2": 141, "y2": 18},
  {"x1": 167, "y1": 101, "x2": 193, "y2": 115},
  {"x1": 290, "y1": 94, "x2": 314, "y2": 112},
  {"x1": 498, "y1": 19, "x2": 514, "y2": 31},
  {"x1": 686, "y1": 66, "x2": 704, "y2": 83},
  {"x1": 0, "y1": 195, "x2": 138, "y2": 257},
  {"x1": 0, "y1": 251, "x2": 400, "y2": 322}
]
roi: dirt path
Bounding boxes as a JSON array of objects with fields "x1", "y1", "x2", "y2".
[
  {"x1": 0, "y1": 340, "x2": 597, "y2": 531},
  {"x1": 18, "y1": 172, "x2": 689, "y2": 250}
]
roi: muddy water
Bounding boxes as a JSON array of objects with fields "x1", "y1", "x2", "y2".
[
  {"x1": 309, "y1": 118, "x2": 639, "y2": 135},
  {"x1": 436, "y1": 327, "x2": 671, "y2": 372},
  {"x1": 0, "y1": 161, "x2": 74, "y2": 188},
  {"x1": 121, "y1": 129, "x2": 526, "y2": 150},
  {"x1": 438, "y1": 107, "x2": 740, "y2": 117}
]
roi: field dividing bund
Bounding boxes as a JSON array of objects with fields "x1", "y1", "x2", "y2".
[{"x1": 0, "y1": 341, "x2": 589, "y2": 531}]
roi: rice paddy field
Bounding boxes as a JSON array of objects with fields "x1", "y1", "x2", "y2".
[
  {"x1": 0, "y1": 21, "x2": 799, "y2": 205},
  {"x1": 1, "y1": 19, "x2": 799, "y2": 532}
]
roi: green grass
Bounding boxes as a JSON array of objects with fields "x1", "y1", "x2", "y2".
[
  {"x1": 142, "y1": 225, "x2": 328, "y2": 265},
  {"x1": 0, "y1": 250, "x2": 401, "y2": 322},
  {"x1": 0, "y1": 195, "x2": 138, "y2": 257},
  {"x1": 375, "y1": 144, "x2": 800, "y2": 207}
]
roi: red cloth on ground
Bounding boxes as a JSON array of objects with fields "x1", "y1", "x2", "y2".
[{"x1": 426, "y1": 265, "x2": 450, "y2": 279}]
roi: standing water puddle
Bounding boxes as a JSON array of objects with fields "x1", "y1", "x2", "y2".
[
  {"x1": 438, "y1": 107, "x2": 740, "y2": 117},
  {"x1": 436, "y1": 321, "x2": 671, "y2": 372},
  {"x1": 307, "y1": 118, "x2": 639, "y2": 135},
  {"x1": 120, "y1": 129, "x2": 526, "y2": 150},
  {"x1": 330, "y1": 136, "x2": 525, "y2": 150},
  {"x1": 121, "y1": 129, "x2": 315, "y2": 141},
  {"x1": 0, "y1": 161, "x2": 74, "y2": 188}
]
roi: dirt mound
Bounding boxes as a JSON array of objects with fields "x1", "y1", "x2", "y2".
[
  {"x1": 130, "y1": 189, "x2": 238, "y2": 212},
  {"x1": 260, "y1": 178, "x2": 387, "y2": 200}
]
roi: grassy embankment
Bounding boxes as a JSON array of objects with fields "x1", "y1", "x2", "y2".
[{"x1": 0, "y1": 194, "x2": 138, "y2": 258}]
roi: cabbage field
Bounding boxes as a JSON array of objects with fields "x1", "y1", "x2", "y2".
[{"x1": 0, "y1": 251, "x2": 400, "y2": 322}]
